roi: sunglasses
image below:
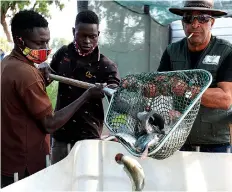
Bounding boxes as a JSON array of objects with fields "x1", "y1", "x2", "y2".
[{"x1": 182, "y1": 14, "x2": 213, "y2": 24}]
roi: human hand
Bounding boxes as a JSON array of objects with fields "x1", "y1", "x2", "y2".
[
  {"x1": 37, "y1": 62, "x2": 53, "y2": 86},
  {"x1": 86, "y1": 83, "x2": 106, "y2": 99}
]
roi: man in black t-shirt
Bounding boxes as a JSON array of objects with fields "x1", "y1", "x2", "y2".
[
  {"x1": 39, "y1": 10, "x2": 120, "y2": 164},
  {"x1": 157, "y1": 0, "x2": 232, "y2": 153}
]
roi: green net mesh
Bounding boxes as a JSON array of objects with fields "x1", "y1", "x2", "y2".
[
  {"x1": 105, "y1": 69, "x2": 212, "y2": 159},
  {"x1": 115, "y1": 0, "x2": 232, "y2": 25}
]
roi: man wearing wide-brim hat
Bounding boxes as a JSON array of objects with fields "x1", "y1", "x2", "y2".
[{"x1": 158, "y1": 0, "x2": 232, "y2": 153}]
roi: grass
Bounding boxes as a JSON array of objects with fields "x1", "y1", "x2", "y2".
[{"x1": 46, "y1": 81, "x2": 58, "y2": 109}]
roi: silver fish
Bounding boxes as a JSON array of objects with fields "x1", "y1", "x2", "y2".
[
  {"x1": 135, "y1": 132, "x2": 161, "y2": 153},
  {"x1": 113, "y1": 126, "x2": 137, "y2": 151},
  {"x1": 137, "y1": 110, "x2": 165, "y2": 134},
  {"x1": 115, "y1": 153, "x2": 145, "y2": 191}
]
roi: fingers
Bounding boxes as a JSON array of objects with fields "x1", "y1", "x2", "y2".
[
  {"x1": 87, "y1": 84, "x2": 105, "y2": 99},
  {"x1": 95, "y1": 83, "x2": 106, "y2": 97},
  {"x1": 44, "y1": 67, "x2": 50, "y2": 81},
  {"x1": 100, "y1": 91, "x2": 105, "y2": 98},
  {"x1": 37, "y1": 63, "x2": 52, "y2": 83},
  {"x1": 107, "y1": 83, "x2": 118, "y2": 89},
  {"x1": 97, "y1": 84, "x2": 105, "y2": 98},
  {"x1": 95, "y1": 82, "x2": 107, "y2": 89}
]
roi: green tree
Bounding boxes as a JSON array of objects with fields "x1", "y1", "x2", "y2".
[
  {"x1": 0, "y1": 1, "x2": 65, "y2": 42},
  {"x1": 50, "y1": 37, "x2": 70, "y2": 52},
  {"x1": 0, "y1": 37, "x2": 13, "y2": 53}
]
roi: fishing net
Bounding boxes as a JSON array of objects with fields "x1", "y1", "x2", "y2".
[{"x1": 104, "y1": 69, "x2": 212, "y2": 160}]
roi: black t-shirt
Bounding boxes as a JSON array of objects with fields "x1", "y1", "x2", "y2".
[
  {"x1": 189, "y1": 50, "x2": 203, "y2": 68},
  {"x1": 158, "y1": 48, "x2": 232, "y2": 83},
  {"x1": 50, "y1": 43, "x2": 120, "y2": 143}
]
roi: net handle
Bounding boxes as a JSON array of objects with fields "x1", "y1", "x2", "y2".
[{"x1": 49, "y1": 74, "x2": 116, "y2": 96}]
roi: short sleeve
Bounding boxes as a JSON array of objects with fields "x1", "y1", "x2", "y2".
[
  {"x1": 105, "y1": 63, "x2": 120, "y2": 85},
  {"x1": 101, "y1": 56, "x2": 121, "y2": 86},
  {"x1": 21, "y1": 81, "x2": 53, "y2": 119}
]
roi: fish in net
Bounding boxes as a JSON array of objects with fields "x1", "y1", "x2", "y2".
[{"x1": 105, "y1": 69, "x2": 212, "y2": 159}]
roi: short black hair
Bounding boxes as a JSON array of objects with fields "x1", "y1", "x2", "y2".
[
  {"x1": 75, "y1": 10, "x2": 99, "y2": 26},
  {"x1": 11, "y1": 10, "x2": 48, "y2": 37}
]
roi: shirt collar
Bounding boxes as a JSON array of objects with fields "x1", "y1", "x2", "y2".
[{"x1": 10, "y1": 49, "x2": 34, "y2": 66}]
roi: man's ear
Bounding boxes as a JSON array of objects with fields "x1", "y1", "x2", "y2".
[
  {"x1": 210, "y1": 18, "x2": 215, "y2": 28},
  {"x1": 72, "y1": 27, "x2": 75, "y2": 37},
  {"x1": 181, "y1": 20, "x2": 184, "y2": 28},
  {"x1": 98, "y1": 31, "x2": 100, "y2": 36},
  {"x1": 15, "y1": 36, "x2": 24, "y2": 46}
]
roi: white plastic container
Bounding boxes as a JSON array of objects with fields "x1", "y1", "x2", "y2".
[{"x1": 2, "y1": 140, "x2": 232, "y2": 191}]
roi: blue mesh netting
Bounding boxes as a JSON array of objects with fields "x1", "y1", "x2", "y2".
[{"x1": 115, "y1": 0, "x2": 232, "y2": 25}]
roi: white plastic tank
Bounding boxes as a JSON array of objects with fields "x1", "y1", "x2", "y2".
[{"x1": 2, "y1": 140, "x2": 232, "y2": 191}]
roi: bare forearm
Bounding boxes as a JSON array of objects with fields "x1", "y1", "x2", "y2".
[
  {"x1": 42, "y1": 92, "x2": 89, "y2": 133},
  {"x1": 201, "y1": 88, "x2": 232, "y2": 110}
]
